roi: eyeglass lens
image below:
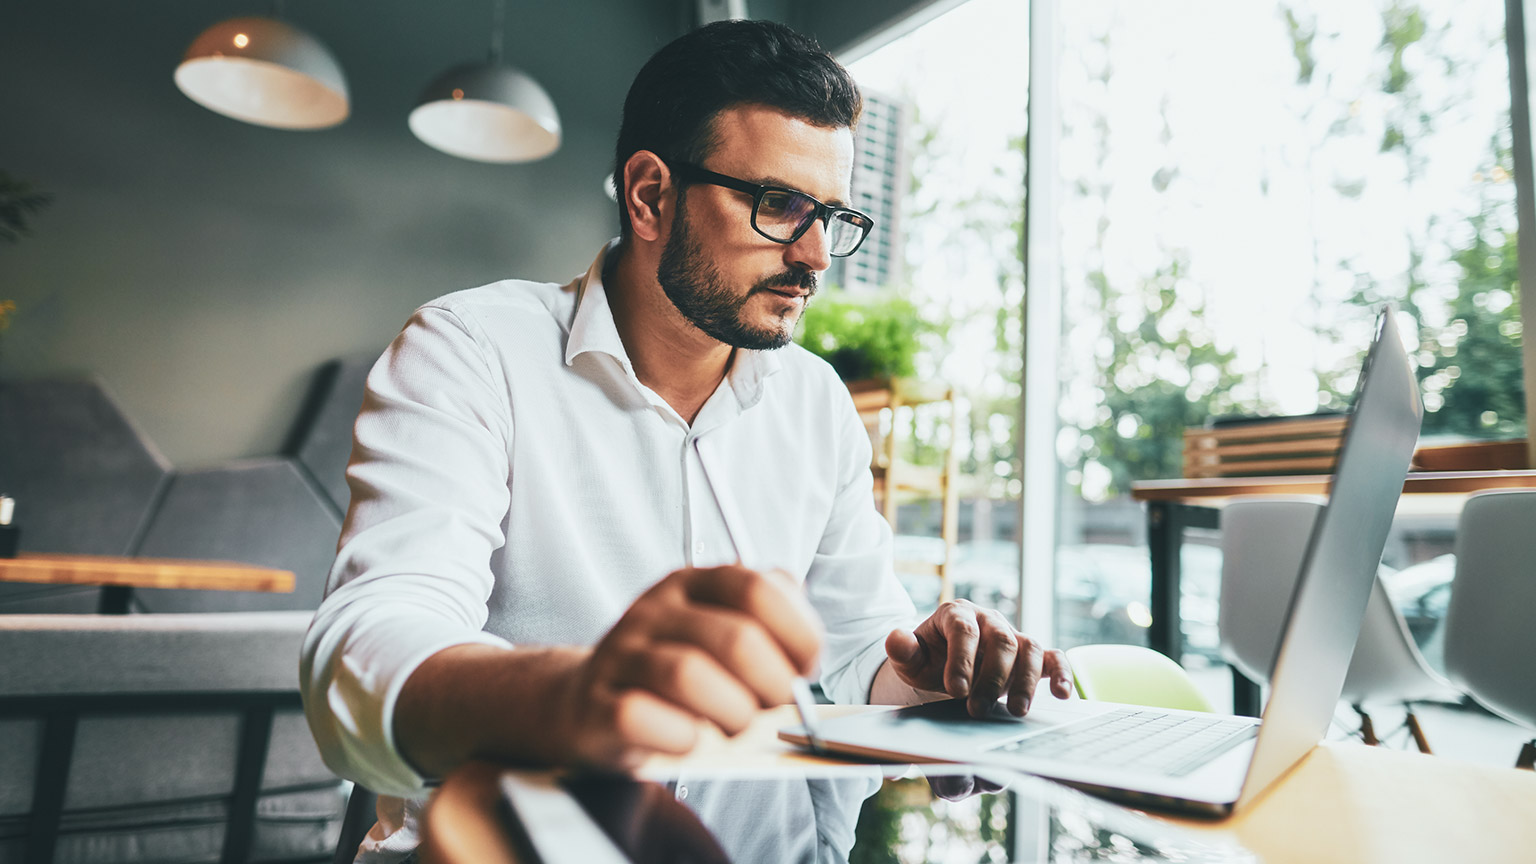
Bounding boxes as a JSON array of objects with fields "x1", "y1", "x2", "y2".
[{"x1": 756, "y1": 190, "x2": 868, "y2": 256}]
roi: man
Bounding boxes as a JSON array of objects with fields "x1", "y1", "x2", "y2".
[{"x1": 301, "y1": 18, "x2": 1071, "y2": 860}]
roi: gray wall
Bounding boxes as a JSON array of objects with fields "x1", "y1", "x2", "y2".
[
  {"x1": 0, "y1": 0, "x2": 678, "y2": 466},
  {"x1": 0, "y1": 0, "x2": 945, "y2": 467}
]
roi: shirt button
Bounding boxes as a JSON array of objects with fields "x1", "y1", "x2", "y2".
[
  {"x1": 693, "y1": 541, "x2": 706, "y2": 557},
  {"x1": 676, "y1": 785, "x2": 689, "y2": 800}
]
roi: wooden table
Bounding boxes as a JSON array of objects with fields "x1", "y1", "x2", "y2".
[
  {"x1": 1130, "y1": 470, "x2": 1536, "y2": 715},
  {"x1": 421, "y1": 705, "x2": 1536, "y2": 864},
  {"x1": 0, "y1": 553, "x2": 295, "y2": 613}
]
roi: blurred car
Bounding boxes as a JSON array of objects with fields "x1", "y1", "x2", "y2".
[
  {"x1": 890, "y1": 536, "x2": 1223, "y2": 663},
  {"x1": 1381, "y1": 553, "x2": 1456, "y2": 672}
]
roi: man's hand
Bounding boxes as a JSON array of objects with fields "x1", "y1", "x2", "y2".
[
  {"x1": 554, "y1": 565, "x2": 823, "y2": 770},
  {"x1": 881, "y1": 599, "x2": 1072, "y2": 718}
]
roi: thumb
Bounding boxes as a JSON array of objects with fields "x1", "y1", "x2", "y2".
[{"x1": 885, "y1": 628, "x2": 927, "y2": 670}]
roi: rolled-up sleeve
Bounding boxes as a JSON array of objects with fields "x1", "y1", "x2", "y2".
[
  {"x1": 807, "y1": 388, "x2": 917, "y2": 706},
  {"x1": 300, "y1": 305, "x2": 515, "y2": 796}
]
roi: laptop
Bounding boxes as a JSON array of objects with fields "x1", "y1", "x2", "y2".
[{"x1": 781, "y1": 307, "x2": 1424, "y2": 817}]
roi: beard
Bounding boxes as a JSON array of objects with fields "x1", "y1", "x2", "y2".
[{"x1": 656, "y1": 198, "x2": 818, "y2": 350}]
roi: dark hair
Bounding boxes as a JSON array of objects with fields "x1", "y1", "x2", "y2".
[{"x1": 613, "y1": 19, "x2": 862, "y2": 235}]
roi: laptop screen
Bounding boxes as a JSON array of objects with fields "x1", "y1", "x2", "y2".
[{"x1": 1236, "y1": 308, "x2": 1423, "y2": 808}]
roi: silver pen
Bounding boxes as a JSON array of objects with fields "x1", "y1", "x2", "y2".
[
  {"x1": 790, "y1": 676, "x2": 826, "y2": 754},
  {"x1": 711, "y1": 513, "x2": 824, "y2": 755}
]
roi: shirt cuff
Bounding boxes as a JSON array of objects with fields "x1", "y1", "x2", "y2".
[
  {"x1": 820, "y1": 636, "x2": 898, "y2": 706},
  {"x1": 321, "y1": 617, "x2": 513, "y2": 796}
]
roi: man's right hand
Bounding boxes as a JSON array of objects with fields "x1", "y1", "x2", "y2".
[{"x1": 553, "y1": 565, "x2": 824, "y2": 770}]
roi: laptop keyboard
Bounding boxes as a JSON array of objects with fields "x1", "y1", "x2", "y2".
[{"x1": 991, "y1": 708, "x2": 1260, "y2": 777}]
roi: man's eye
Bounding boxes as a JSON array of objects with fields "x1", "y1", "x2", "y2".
[
  {"x1": 758, "y1": 191, "x2": 795, "y2": 218},
  {"x1": 760, "y1": 191, "x2": 816, "y2": 224}
]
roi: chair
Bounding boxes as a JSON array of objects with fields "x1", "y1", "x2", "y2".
[
  {"x1": 1218, "y1": 497, "x2": 1458, "y2": 751},
  {"x1": 1066, "y1": 644, "x2": 1214, "y2": 712},
  {"x1": 0, "y1": 612, "x2": 347, "y2": 863},
  {"x1": 1442, "y1": 489, "x2": 1536, "y2": 770},
  {"x1": 330, "y1": 783, "x2": 377, "y2": 864}
]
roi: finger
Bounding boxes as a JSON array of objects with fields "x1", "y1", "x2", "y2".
[
  {"x1": 966, "y1": 610, "x2": 1019, "y2": 716},
  {"x1": 580, "y1": 688, "x2": 700, "y2": 768},
  {"x1": 884, "y1": 628, "x2": 928, "y2": 673},
  {"x1": 682, "y1": 566, "x2": 824, "y2": 674},
  {"x1": 651, "y1": 604, "x2": 803, "y2": 706},
  {"x1": 886, "y1": 627, "x2": 946, "y2": 693},
  {"x1": 1005, "y1": 634, "x2": 1046, "y2": 716},
  {"x1": 1043, "y1": 648, "x2": 1075, "y2": 699},
  {"x1": 611, "y1": 642, "x2": 761, "y2": 736},
  {"x1": 927, "y1": 773, "x2": 1005, "y2": 801},
  {"x1": 938, "y1": 603, "x2": 982, "y2": 698},
  {"x1": 927, "y1": 774, "x2": 976, "y2": 801},
  {"x1": 972, "y1": 776, "x2": 1006, "y2": 794}
]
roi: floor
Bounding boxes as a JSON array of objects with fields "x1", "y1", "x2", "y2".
[{"x1": 1184, "y1": 659, "x2": 1533, "y2": 768}]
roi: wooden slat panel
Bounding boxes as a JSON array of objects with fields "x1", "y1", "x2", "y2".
[
  {"x1": 1205, "y1": 438, "x2": 1346, "y2": 459},
  {"x1": 1184, "y1": 416, "x2": 1349, "y2": 443},
  {"x1": 1131, "y1": 469, "x2": 1536, "y2": 501},
  {"x1": 1183, "y1": 456, "x2": 1339, "y2": 477}
]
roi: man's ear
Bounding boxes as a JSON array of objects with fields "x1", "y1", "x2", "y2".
[{"x1": 621, "y1": 150, "x2": 673, "y2": 243}]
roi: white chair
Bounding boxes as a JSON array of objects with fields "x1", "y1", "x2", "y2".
[
  {"x1": 1219, "y1": 496, "x2": 1459, "y2": 751},
  {"x1": 1442, "y1": 489, "x2": 1536, "y2": 770}
]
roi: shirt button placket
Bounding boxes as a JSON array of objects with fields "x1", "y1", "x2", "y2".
[{"x1": 682, "y1": 432, "x2": 698, "y2": 566}]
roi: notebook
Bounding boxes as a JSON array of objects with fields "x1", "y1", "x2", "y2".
[{"x1": 782, "y1": 307, "x2": 1424, "y2": 816}]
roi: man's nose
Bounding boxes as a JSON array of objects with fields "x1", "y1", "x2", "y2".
[{"x1": 784, "y1": 218, "x2": 832, "y2": 273}]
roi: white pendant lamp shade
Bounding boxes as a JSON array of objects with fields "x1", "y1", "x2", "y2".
[
  {"x1": 408, "y1": 63, "x2": 561, "y2": 163},
  {"x1": 175, "y1": 17, "x2": 349, "y2": 130}
]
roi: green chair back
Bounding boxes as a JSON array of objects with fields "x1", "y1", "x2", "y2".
[{"x1": 1066, "y1": 644, "x2": 1215, "y2": 713}]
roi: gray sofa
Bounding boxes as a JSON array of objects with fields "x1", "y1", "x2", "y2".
[
  {"x1": 0, "y1": 355, "x2": 380, "y2": 863},
  {"x1": 0, "y1": 355, "x2": 377, "y2": 613},
  {"x1": 0, "y1": 612, "x2": 345, "y2": 864}
]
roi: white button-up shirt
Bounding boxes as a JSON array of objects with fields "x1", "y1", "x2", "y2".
[{"x1": 300, "y1": 241, "x2": 916, "y2": 855}]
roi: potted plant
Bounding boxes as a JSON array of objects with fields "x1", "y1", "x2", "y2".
[
  {"x1": 0, "y1": 170, "x2": 52, "y2": 245},
  {"x1": 795, "y1": 293, "x2": 929, "y2": 388},
  {"x1": 0, "y1": 170, "x2": 52, "y2": 375}
]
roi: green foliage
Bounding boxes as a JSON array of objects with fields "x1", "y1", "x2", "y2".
[
  {"x1": 796, "y1": 293, "x2": 932, "y2": 382},
  {"x1": 1074, "y1": 258, "x2": 1248, "y2": 494},
  {"x1": 1284, "y1": 8, "x2": 1318, "y2": 84},
  {"x1": 848, "y1": 779, "x2": 1012, "y2": 864},
  {"x1": 1053, "y1": 33, "x2": 1252, "y2": 498},
  {"x1": 1381, "y1": 2, "x2": 1427, "y2": 95},
  {"x1": 0, "y1": 171, "x2": 52, "y2": 244},
  {"x1": 1417, "y1": 214, "x2": 1525, "y2": 437},
  {"x1": 1325, "y1": 1, "x2": 1527, "y2": 440}
]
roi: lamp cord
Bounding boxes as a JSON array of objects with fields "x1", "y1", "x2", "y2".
[{"x1": 489, "y1": 0, "x2": 506, "y2": 64}]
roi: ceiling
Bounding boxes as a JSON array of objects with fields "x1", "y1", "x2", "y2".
[{"x1": 1, "y1": 0, "x2": 949, "y2": 136}]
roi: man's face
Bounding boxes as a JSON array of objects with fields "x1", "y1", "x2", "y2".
[{"x1": 656, "y1": 104, "x2": 855, "y2": 350}]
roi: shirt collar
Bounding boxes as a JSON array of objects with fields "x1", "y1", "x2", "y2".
[
  {"x1": 564, "y1": 239, "x2": 631, "y2": 372},
  {"x1": 726, "y1": 339, "x2": 782, "y2": 411},
  {"x1": 564, "y1": 239, "x2": 784, "y2": 412}
]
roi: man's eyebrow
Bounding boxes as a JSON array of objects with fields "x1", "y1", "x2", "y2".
[{"x1": 752, "y1": 174, "x2": 850, "y2": 209}]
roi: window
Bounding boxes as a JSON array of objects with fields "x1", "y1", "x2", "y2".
[{"x1": 1042, "y1": 0, "x2": 1521, "y2": 694}]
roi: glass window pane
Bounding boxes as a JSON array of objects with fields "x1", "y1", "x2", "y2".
[
  {"x1": 836, "y1": 0, "x2": 1029, "y2": 618},
  {"x1": 1051, "y1": 0, "x2": 1516, "y2": 698}
]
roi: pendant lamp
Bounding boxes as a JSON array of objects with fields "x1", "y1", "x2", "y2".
[
  {"x1": 175, "y1": 16, "x2": 349, "y2": 129},
  {"x1": 408, "y1": 0, "x2": 561, "y2": 163}
]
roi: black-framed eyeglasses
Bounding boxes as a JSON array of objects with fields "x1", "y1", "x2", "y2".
[{"x1": 665, "y1": 159, "x2": 875, "y2": 258}]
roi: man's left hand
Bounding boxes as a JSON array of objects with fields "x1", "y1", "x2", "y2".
[{"x1": 883, "y1": 599, "x2": 1073, "y2": 718}]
